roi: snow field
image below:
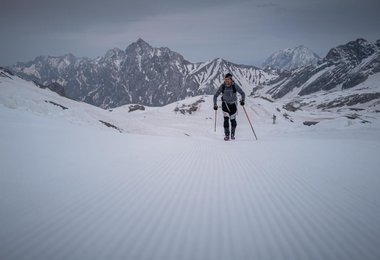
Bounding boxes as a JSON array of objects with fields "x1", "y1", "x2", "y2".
[
  {"x1": 1, "y1": 105, "x2": 380, "y2": 260},
  {"x1": 1, "y1": 70, "x2": 380, "y2": 259}
]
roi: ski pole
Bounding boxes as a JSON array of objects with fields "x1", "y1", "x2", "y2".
[
  {"x1": 214, "y1": 109, "x2": 217, "y2": 132},
  {"x1": 242, "y1": 106, "x2": 258, "y2": 140}
]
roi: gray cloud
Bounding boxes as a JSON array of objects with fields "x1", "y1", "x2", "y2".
[{"x1": 1, "y1": 0, "x2": 379, "y2": 66}]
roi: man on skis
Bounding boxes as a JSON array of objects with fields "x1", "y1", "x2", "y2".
[{"x1": 213, "y1": 73, "x2": 245, "y2": 141}]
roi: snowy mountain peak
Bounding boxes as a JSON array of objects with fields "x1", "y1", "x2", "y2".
[
  {"x1": 215, "y1": 57, "x2": 226, "y2": 63},
  {"x1": 136, "y1": 37, "x2": 150, "y2": 46},
  {"x1": 63, "y1": 53, "x2": 76, "y2": 60},
  {"x1": 263, "y1": 45, "x2": 320, "y2": 71}
]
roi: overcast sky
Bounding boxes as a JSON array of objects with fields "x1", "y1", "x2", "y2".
[{"x1": 1, "y1": 0, "x2": 379, "y2": 66}]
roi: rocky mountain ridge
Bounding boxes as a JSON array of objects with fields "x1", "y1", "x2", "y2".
[
  {"x1": 264, "y1": 38, "x2": 380, "y2": 99},
  {"x1": 8, "y1": 38, "x2": 380, "y2": 110}
]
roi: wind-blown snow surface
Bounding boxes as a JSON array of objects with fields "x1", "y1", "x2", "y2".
[{"x1": 1, "y1": 73, "x2": 380, "y2": 260}]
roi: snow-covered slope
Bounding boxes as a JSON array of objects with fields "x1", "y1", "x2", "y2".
[
  {"x1": 0, "y1": 67, "x2": 123, "y2": 132},
  {"x1": 2, "y1": 66, "x2": 380, "y2": 136},
  {"x1": 1, "y1": 68, "x2": 380, "y2": 260},
  {"x1": 262, "y1": 45, "x2": 320, "y2": 70}
]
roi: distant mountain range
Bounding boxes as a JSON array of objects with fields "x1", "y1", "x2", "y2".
[
  {"x1": 8, "y1": 38, "x2": 380, "y2": 109},
  {"x1": 265, "y1": 38, "x2": 380, "y2": 99},
  {"x1": 9, "y1": 39, "x2": 274, "y2": 108}
]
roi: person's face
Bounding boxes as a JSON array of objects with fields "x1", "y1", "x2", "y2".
[{"x1": 224, "y1": 77, "x2": 232, "y2": 85}]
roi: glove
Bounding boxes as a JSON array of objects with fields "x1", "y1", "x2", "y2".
[
  {"x1": 213, "y1": 105, "x2": 218, "y2": 110},
  {"x1": 240, "y1": 100, "x2": 245, "y2": 106}
]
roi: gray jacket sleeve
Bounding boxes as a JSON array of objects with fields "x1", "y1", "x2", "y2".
[
  {"x1": 213, "y1": 85, "x2": 223, "y2": 105},
  {"x1": 235, "y1": 84, "x2": 246, "y2": 101}
]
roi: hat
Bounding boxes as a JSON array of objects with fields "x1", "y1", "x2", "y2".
[{"x1": 224, "y1": 73, "x2": 233, "y2": 79}]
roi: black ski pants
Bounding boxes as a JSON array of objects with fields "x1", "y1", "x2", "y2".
[{"x1": 222, "y1": 102, "x2": 237, "y2": 136}]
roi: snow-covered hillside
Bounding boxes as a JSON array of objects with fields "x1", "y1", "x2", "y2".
[{"x1": 1, "y1": 69, "x2": 380, "y2": 260}]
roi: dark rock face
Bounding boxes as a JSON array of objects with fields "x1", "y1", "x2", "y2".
[
  {"x1": 0, "y1": 67, "x2": 14, "y2": 78},
  {"x1": 99, "y1": 120, "x2": 123, "y2": 133},
  {"x1": 268, "y1": 64, "x2": 328, "y2": 98},
  {"x1": 303, "y1": 121, "x2": 319, "y2": 126},
  {"x1": 128, "y1": 104, "x2": 145, "y2": 112},
  {"x1": 376, "y1": 39, "x2": 380, "y2": 48},
  {"x1": 342, "y1": 73, "x2": 369, "y2": 90},
  {"x1": 44, "y1": 100, "x2": 68, "y2": 110},
  {"x1": 325, "y1": 38, "x2": 375, "y2": 64},
  {"x1": 174, "y1": 98, "x2": 205, "y2": 115},
  {"x1": 46, "y1": 83, "x2": 66, "y2": 97}
]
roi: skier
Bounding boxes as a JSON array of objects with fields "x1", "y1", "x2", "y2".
[{"x1": 213, "y1": 73, "x2": 245, "y2": 141}]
